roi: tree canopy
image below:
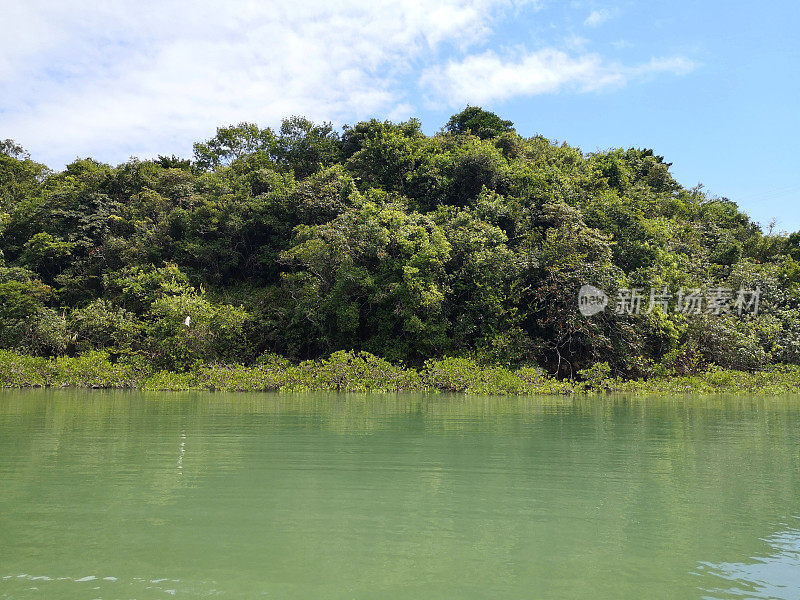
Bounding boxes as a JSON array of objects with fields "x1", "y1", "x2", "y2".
[{"x1": 1, "y1": 108, "x2": 797, "y2": 377}]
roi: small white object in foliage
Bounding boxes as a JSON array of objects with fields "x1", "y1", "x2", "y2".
[{"x1": 184, "y1": 316, "x2": 191, "y2": 327}]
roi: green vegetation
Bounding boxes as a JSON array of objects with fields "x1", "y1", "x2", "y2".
[
  {"x1": 3, "y1": 108, "x2": 800, "y2": 394},
  {"x1": 4, "y1": 349, "x2": 800, "y2": 396}
]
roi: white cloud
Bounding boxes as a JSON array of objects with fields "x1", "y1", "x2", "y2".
[
  {"x1": 421, "y1": 49, "x2": 695, "y2": 105},
  {"x1": 1, "y1": 0, "x2": 520, "y2": 167},
  {"x1": 584, "y1": 9, "x2": 610, "y2": 27},
  {"x1": 564, "y1": 35, "x2": 590, "y2": 51},
  {"x1": 0, "y1": 0, "x2": 692, "y2": 168}
]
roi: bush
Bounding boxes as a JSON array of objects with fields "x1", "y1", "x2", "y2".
[
  {"x1": 141, "y1": 370, "x2": 197, "y2": 391},
  {"x1": 17, "y1": 308, "x2": 69, "y2": 356},
  {"x1": 0, "y1": 350, "x2": 145, "y2": 388},
  {"x1": 69, "y1": 299, "x2": 141, "y2": 352},
  {"x1": 0, "y1": 268, "x2": 68, "y2": 355},
  {"x1": 421, "y1": 356, "x2": 575, "y2": 394},
  {"x1": 144, "y1": 291, "x2": 250, "y2": 369},
  {"x1": 196, "y1": 363, "x2": 282, "y2": 392},
  {"x1": 577, "y1": 361, "x2": 615, "y2": 392},
  {"x1": 690, "y1": 317, "x2": 767, "y2": 371},
  {"x1": 284, "y1": 351, "x2": 421, "y2": 392},
  {"x1": 422, "y1": 357, "x2": 480, "y2": 392},
  {"x1": 53, "y1": 351, "x2": 142, "y2": 388},
  {"x1": 0, "y1": 350, "x2": 54, "y2": 387}
]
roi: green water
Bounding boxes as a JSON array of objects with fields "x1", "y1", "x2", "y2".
[{"x1": 1, "y1": 391, "x2": 800, "y2": 599}]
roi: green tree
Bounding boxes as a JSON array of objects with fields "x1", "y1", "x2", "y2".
[
  {"x1": 279, "y1": 198, "x2": 451, "y2": 361},
  {"x1": 445, "y1": 106, "x2": 515, "y2": 139},
  {"x1": 193, "y1": 123, "x2": 276, "y2": 171}
]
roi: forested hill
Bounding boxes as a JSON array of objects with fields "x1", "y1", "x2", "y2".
[{"x1": 2, "y1": 107, "x2": 800, "y2": 378}]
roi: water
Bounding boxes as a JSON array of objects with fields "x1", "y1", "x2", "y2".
[{"x1": 1, "y1": 390, "x2": 800, "y2": 599}]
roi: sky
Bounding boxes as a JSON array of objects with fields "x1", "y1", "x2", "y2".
[{"x1": 1, "y1": 0, "x2": 798, "y2": 231}]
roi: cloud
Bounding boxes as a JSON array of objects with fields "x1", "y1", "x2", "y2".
[
  {"x1": 1, "y1": 0, "x2": 522, "y2": 167},
  {"x1": 421, "y1": 49, "x2": 695, "y2": 105},
  {"x1": 584, "y1": 9, "x2": 610, "y2": 27},
  {"x1": 1, "y1": 0, "x2": 691, "y2": 168}
]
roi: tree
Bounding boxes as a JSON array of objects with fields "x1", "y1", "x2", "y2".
[
  {"x1": 276, "y1": 116, "x2": 341, "y2": 179},
  {"x1": 193, "y1": 123, "x2": 276, "y2": 171},
  {"x1": 278, "y1": 198, "x2": 451, "y2": 361},
  {"x1": 0, "y1": 267, "x2": 67, "y2": 355},
  {"x1": 445, "y1": 106, "x2": 514, "y2": 139},
  {"x1": 433, "y1": 205, "x2": 517, "y2": 354},
  {"x1": 2, "y1": 110, "x2": 799, "y2": 379},
  {"x1": 0, "y1": 140, "x2": 50, "y2": 208}
]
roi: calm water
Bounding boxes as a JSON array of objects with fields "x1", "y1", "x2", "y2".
[{"x1": 1, "y1": 391, "x2": 800, "y2": 599}]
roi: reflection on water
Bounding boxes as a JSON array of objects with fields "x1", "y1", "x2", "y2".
[
  {"x1": 1, "y1": 390, "x2": 800, "y2": 599},
  {"x1": 3, "y1": 573, "x2": 198, "y2": 597},
  {"x1": 698, "y1": 523, "x2": 800, "y2": 600}
]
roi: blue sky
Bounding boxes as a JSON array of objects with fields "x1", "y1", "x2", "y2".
[{"x1": 2, "y1": 1, "x2": 798, "y2": 231}]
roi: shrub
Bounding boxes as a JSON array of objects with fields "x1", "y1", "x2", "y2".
[
  {"x1": 53, "y1": 351, "x2": 141, "y2": 388},
  {"x1": 689, "y1": 316, "x2": 767, "y2": 371},
  {"x1": 285, "y1": 350, "x2": 421, "y2": 392},
  {"x1": 577, "y1": 361, "x2": 614, "y2": 392},
  {"x1": 144, "y1": 291, "x2": 250, "y2": 370},
  {"x1": 0, "y1": 350, "x2": 55, "y2": 387},
  {"x1": 17, "y1": 308, "x2": 69, "y2": 356},
  {"x1": 0, "y1": 268, "x2": 68, "y2": 355},
  {"x1": 141, "y1": 370, "x2": 197, "y2": 391},
  {"x1": 422, "y1": 357, "x2": 480, "y2": 392},
  {"x1": 69, "y1": 299, "x2": 141, "y2": 352},
  {"x1": 196, "y1": 363, "x2": 282, "y2": 392}
]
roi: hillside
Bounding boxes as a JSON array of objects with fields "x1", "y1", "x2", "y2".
[{"x1": 2, "y1": 107, "x2": 799, "y2": 379}]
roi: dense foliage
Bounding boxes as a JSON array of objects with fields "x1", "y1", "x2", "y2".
[{"x1": 2, "y1": 108, "x2": 799, "y2": 382}]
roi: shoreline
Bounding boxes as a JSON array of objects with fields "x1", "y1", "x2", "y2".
[{"x1": 2, "y1": 349, "x2": 800, "y2": 396}]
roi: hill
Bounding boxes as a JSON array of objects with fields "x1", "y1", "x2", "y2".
[{"x1": 2, "y1": 108, "x2": 800, "y2": 381}]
